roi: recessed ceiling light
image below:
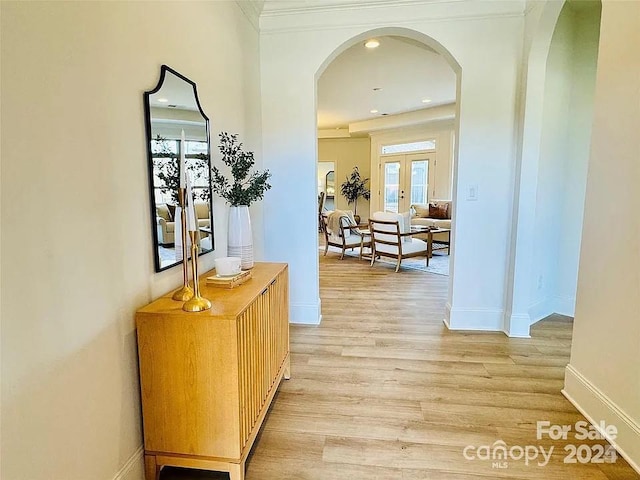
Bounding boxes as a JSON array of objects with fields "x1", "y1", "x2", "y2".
[
  {"x1": 364, "y1": 39, "x2": 380, "y2": 49},
  {"x1": 157, "y1": 98, "x2": 169, "y2": 103},
  {"x1": 370, "y1": 109, "x2": 379, "y2": 114},
  {"x1": 421, "y1": 98, "x2": 432, "y2": 104}
]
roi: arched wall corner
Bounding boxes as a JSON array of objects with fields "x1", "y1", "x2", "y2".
[
  {"x1": 505, "y1": 0, "x2": 602, "y2": 337},
  {"x1": 314, "y1": 27, "x2": 463, "y2": 330}
]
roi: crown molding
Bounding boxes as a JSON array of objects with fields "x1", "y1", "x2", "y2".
[
  {"x1": 262, "y1": 0, "x2": 466, "y2": 17},
  {"x1": 236, "y1": 0, "x2": 264, "y2": 31},
  {"x1": 260, "y1": 0, "x2": 526, "y2": 34},
  {"x1": 262, "y1": 0, "x2": 525, "y2": 17}
]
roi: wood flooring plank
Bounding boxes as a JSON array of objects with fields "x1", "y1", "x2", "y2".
[{"x1": 322, "y1": 437, "x2": 611, "y2": 479}]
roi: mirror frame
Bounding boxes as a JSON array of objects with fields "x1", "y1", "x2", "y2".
[
  {"x1": 143, "y1": 64, "x2": 214, "y2": 272},
  {"x1": 325, "y1": 170, "x2": 335, "y2": 198}
]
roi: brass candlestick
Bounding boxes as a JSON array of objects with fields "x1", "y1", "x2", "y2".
[
  {"x1": 172, "y1": 188, "x2": 194, "y2": 301},
  {"x1": 183, "y1": 230, "x2": 212, "y2": 312}
]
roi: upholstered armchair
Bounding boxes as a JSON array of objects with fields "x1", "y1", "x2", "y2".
[
  {"x1": 369, "y1": 211, "x2": 429, "y2": 272},
  {"x1": 322, "y1": 210, "x2": 370, "y2": 260},
  {"x1": 156, "y1": 204, "x2": 175, "y2": 245}
]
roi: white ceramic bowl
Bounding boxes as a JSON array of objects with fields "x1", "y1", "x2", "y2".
[{"x1": 215, "y1": 256, "x2": 242, "y2": 276}]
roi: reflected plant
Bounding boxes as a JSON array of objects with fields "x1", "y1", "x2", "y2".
[{"x1": 152, "y1": 134, "x2": 210, "y2": 204}]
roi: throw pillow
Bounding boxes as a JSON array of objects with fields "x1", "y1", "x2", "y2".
[
  {"x1": 429, "y1": 202, "x2": 449, "y2": 220},
  {"x1": 412, "y1": 204, "x2": 430, "y2": 218},
  {"x1": 166, "y1": 204, "x2": 176, "y2": 221}
]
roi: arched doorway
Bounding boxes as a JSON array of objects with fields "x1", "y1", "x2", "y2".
[
  {"x1": 260, "y1": 13, "x2": 529, "y2": 330},
  {"x1": 315, "y1": 27, "x2": 461, "y2": 323}
]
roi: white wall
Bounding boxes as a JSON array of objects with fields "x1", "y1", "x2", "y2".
[
  {"x1": 564, "y1": 0, "x2": 640, "y2": 469},
  {"x1": 530, "y1": 3, "x2": 600, "y2": 323},
  {"x1": 260, "y1": 2, "x2": 525, "y2": 327},
  {"x1": 0, "y1": 2, "x2": 261, "y2": 479},
  {"x1": 556, "y1": 5, "x2": 600, "y2": 313}
]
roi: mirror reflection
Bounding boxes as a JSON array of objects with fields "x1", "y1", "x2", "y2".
[
  {"x1": 325, "y1": 170, "x2": 335, "y2": 198},
  {"x1": 145, "y1": 65, "x2": 214, "y2": 272}
]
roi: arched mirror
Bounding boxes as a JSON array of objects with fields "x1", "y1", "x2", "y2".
[
  {"x1": 325, "y1": 170, "x2": 335, "y2": 198},
  {"x1": 144, "y1": 65, "x2": 214, "y2": 272}
]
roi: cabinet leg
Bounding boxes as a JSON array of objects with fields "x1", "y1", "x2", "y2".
[
  {"x1": 229, "y1": 463, "x2": 245, "y2": 480},
  {"x1": 144, "y1": 454, "x2": 160, "y2": 480},
  {"x1": 283, "y1": 355, "x2": 291, "y2": 380}
]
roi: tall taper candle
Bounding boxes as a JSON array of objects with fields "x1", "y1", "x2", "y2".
[
  {"x1": 185, "y1": 168, "x2": 197, "y2": 232},
  {"x1": 179, "y1": 129, "x2": 186, "y2": 188}
]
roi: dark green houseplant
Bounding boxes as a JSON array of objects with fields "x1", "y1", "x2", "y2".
[
  {"x1": 210, "y1": 132, "x2": 271, "y2": 206},
  {"x1": 340, "y1": 166, "x2": 370, "y2": 221}
]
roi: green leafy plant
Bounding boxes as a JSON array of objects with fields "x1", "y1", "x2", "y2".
[
  {"x1": 340, "y1": 166, "x2": 370, "y2": 216},
  {"x1": 210, "y1": 132, "x2": 272, "y2": 206}
]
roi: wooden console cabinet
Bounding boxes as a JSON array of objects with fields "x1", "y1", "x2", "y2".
[{"x1": 136, "y1": 263, "x2": 289, "y2": 480}]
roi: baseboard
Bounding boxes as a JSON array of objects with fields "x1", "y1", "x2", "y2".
[
  {"x1": 504, "y1": 311, "x2": 531, "y2": 338},
  {"x1": 553, "y1": 294, "x2": 575, "y2": 317},
  {"x1": 528, "y1": 297, "x2": 554, "y2": 326},
  {"x1": 112, "y1": 446, "x2": 144, "y2": 480},
  {"x1": 290, "y1": 300, "x2": 321, "y2": 325},
  {"x1": 447, "y1": 306, "x2": 503, "y2": 331},
  {"x1": 563, "y1": 364, "x2": 640, "y2": 474},
  {"x1": 443, "y1": 302, "x2": 452, "y2": 329}
]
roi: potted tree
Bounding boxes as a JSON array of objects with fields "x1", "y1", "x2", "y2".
[
  {"x1": 210, "y1": 132, "x2": 271, "y2": 269},
  {"x1": 340, "y1": 166, "x2": 370, "y2": 224}
]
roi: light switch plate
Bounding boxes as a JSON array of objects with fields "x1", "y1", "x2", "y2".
[{"x1": 467, "y1": 184, "x2": 478, "y2": 201}]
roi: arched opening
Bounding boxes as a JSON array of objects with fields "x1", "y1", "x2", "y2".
[
  {"x1": 508, "y1": 0, "x2": 602, "y2": 337},
  {"x1": 315, "y1": 27, "x2": 462, "y2": 323}
]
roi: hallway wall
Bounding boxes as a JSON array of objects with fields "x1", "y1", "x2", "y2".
[{"x1": 0, "y1": 2, "x2": 261, "y2": 479}]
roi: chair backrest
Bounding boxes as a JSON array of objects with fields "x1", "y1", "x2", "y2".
[
  {"x1": 318, "y1": 191, "x2": 326, "y2": 215},
  {"x1": 369, "y1": 211, "x2": 403, "y2": 254},
  {"x1": 323, "y1": 213, "x2": 353, "y2": 245}
]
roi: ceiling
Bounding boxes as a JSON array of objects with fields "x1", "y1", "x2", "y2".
[
  {"x1": 149, "y1": 70, "x2": 200, "y2": 111},
  {"x1": 317, "y1": 35, "x2": 456, "y2": 129}
]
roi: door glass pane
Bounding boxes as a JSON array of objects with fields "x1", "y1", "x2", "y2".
[
  {"x1": 410, "y1": 160, "x2": 428, "y2": 204},
  {"x1": 384, "y1": 162, "x2": 400, "y2": 213}
]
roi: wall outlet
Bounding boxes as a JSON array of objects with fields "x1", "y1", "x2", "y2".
[{"x1": 467, "y1": 184, "x2": 478, "y2": 201}]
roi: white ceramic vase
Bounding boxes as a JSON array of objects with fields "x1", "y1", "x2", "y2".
[{"x1": 227, "y1": 205, "x2": 254, "y2": 269}]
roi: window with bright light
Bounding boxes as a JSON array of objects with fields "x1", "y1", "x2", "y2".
[{"x1": 381, "y1": 140, "x2": 436, "y2": 155}]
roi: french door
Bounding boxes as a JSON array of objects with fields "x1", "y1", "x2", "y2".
[{"x1": 382, "y1": 153, "x2": 433, "y2": 213}]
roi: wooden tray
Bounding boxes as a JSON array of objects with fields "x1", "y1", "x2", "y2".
[{"x1": 205, "y1": 269, "x2": 252, "y2": 289}]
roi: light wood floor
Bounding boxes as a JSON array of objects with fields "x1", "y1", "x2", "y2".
[{"x1": 162, "y1": 253, "x2": 639, "y2": 480}]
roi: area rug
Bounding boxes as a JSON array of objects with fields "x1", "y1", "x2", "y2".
[{"x1": 320, "y1": 245, "x2": 449, "y2": 276}]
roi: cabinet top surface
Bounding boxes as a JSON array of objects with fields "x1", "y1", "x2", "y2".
[{"x1": 136, "y1": 262, "x2": 287, "y2": 320}]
